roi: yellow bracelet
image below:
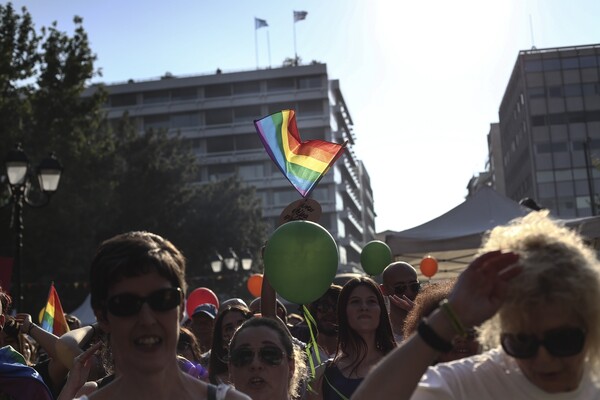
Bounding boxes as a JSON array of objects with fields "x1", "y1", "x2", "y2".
[{"x1": 439, "y1": 299, "x2": 467, "y2": 338}]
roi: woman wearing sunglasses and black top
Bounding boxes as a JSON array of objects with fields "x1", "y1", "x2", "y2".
[
  {"x1": 228, "y1": 317, "x2": 307, "y2": 400},
  {"x1": 70, "y1": 231, "x2": 249, "y2": 400},
  {"x1": 353, "y1": 212, "x2": 600, "y2": 400}
]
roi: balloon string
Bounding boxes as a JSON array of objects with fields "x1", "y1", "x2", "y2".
[{"x1": 303, "y1": 304, "x2": 321, "y2": 377}]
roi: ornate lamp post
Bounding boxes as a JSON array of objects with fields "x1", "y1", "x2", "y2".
[
  {"x1": 3, "y1": 143, "x2": 62, "y2": 311},
  {"x1": 207, "y1": 248, "x2": 254, "y2": 297}
]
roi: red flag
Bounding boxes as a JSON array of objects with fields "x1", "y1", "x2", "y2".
[{"x1": 40, "y1": 283, "x2": 70, "y2": 336}]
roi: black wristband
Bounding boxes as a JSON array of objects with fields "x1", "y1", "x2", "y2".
[{"x1": 417, "y1": 319, "x2": 453, "y2": 353}]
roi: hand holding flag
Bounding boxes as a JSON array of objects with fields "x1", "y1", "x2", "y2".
[
  {"x1": 254, "y1": 110, "x2": 346, "y2": 198},
  {"x1": 40, "y1": 283, "x2": 70, "y2": 336}
]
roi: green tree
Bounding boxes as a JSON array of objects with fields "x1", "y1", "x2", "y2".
[{"x1": 0, "y1": 4, "x2": 268, "y2": 312}]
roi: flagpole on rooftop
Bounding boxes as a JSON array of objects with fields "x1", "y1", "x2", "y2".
[
  {"x1": 254, "y1": 18, "x2": 259, "y2": 69},
  {"x1": 293, "y1": 15, "x2": 298, "y2": 65},
  {"x1": 293, "y1": 11, "x2": 307, "y2": 66},
  {"x1": 267, "y1": 30, "x2": 271, "y2": 68}
]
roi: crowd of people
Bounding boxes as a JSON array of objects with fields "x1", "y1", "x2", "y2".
[{"x1": 1, "y1": 211, "x2": 600, "y2": 399}]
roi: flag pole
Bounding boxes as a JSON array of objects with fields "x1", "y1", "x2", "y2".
[
  {"x1": 293, "y1": 16, "x2": 298, "y2": 65},
  {"x1": 255, "y1": 20, "x2": 259, "y2": 69},
  {"x1": 267, "y1": 30, "x2": 271, "y2": 68}
]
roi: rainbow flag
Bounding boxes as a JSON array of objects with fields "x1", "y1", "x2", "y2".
[
  {"x1": 254, "y1": 110, "x2": 346, "y2": 198},
  {"x1": 40, "y1": 283, "x2": 69, "y2": 336}
]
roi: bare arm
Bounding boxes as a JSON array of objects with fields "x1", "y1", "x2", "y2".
[
  {"x1": 16, "y1": 313, "x2": 62, "y2": 361},
  {"x1": 351, "y1": 251, "x2": 521, "y2": 400},
  {"x1": 55, "y1": 324, "x2": 98, "y2": 370},
  {"x1": 260, "y1": 274, "x2": 277, "y2": 318}
]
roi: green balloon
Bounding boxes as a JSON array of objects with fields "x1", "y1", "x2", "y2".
[
  {"x1": 264, "y1": 221, "x2": 338, "y2": 305},
  {"x1": 360, "y1": 240, "x2": 392, "y2": 276}
]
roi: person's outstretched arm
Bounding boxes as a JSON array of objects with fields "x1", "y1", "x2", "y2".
[{"x1": 351, "y1": 251, "x2": 521, "y2": 400}]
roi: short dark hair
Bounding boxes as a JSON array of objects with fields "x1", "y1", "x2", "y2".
[{"x1": 90, "y1": 231, "x2": 187, "y2": 312}]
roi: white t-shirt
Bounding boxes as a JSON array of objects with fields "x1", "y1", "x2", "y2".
[{"x1": 411, "y1": 347, "x2": 600, "y2": 400}]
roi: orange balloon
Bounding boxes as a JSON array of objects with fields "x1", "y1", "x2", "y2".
[
  {"x1": 420, "y1": 256, "x2": 438, "y2": 278},
  {"x1": 247, "y1": 274, "x2": 263, "y2": 298}
]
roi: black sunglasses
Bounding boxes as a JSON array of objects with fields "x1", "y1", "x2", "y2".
[
  {"x1": 393, "y1": 282, "x2": 421, "y2": 296},
  {"x1": 229, "y1": 346, "x2": 285, "y2": 367},
  {"x1": 501, "y1": 327, "x2": 586, "y2": 359},
  {"x1": 106, "y1": 287, "x2": 182, "y2": 317}
]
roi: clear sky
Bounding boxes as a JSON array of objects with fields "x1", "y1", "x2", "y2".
[{"x1": 12, "y1": 0, "x2": 600, "y2": 232}]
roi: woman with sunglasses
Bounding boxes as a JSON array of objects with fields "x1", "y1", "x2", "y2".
[
  {"x1": 352, "y1": 212, "x2": 600, "y2": 399},
  {"x1": 207, "y1": 304, "x2": 252, "y2": 385},
  {"x1": 228, "y1": 317, "x2": 307, "y2": 400},
  {"x1": 74, "y1": 231, "x2": 249, "y2": 400},
  {"x1": 308, "y1": 277, "x2": 396, "y2": 400}
]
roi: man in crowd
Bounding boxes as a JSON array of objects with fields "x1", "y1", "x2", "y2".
[{"x1": 380, "y1": 262, "x2": 420, "y2": 342}]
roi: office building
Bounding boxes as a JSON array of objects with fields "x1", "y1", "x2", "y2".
[
  {"x1": 497, "y1": 44, "x2": 600, "y2": 217},
  {"x1": 84, "y1": 63, "x2": 376, "y2": 272}
]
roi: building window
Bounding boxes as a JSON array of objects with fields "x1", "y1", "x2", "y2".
[
  {"x1": 143, "y1": 90, "x2": 170, "y2": 104},
  {"x1": 171, "y1": 112, "x2": 199, "y2": 128},
  {"x1": 205, "y1": 108, "x2": 232, "y2": 125},
  {"x1": 273, "y1": 190, "x2": 298, "y2": 205},
  {"x1": 185, "y1": 138, "x2": 202, "y2": 151},
  {"x1": 237, "y1": 163, "x2": 264, "y2": 179},
  {"x1": 582, "y1": 83, "x2": 600, "y2": 96},
  {"x1": 235, "y1": 134, "x2": 263, "y2": 151},
  {"x1": 233, "y1": 81, "x2": 260, "y2": 95},
  {"x1": 205, "y1": 84, "x2": 231, "y2": 98},
  {"x1": 555, "y1": 169, "x2": 573, "y2": 182},
  {"x1": 301, "y1": 127, "x2": 326, "y2": 140},
  {"x1": 535, "y1": 143, "x2": 553, "y2": 154},
  {"x1": 208, "y1": 164, "x2": 235, "y2": 181},
  {"x1": 144, "y1": 115, "x2": 170, "y2": 130},
  {"x1": 206, "y1": 136, "x2": 234, "y2": 153},
  {"x1": 298, "y1": 100, "x2": 323, "y2": 116},
  {"x1": 311, "y1": 187, "x2": 330, "y2": 202},
  {"x1": 536, "y1": 170, "x2": 555, "y2": 183},
  {"x1": 561, "y1": 57, "x2": 579, "y2": 69},
  {"x1": 580, "y1": 56, "x2": 598, "y2": 68},
  {"x1": 548, "y1": 86, "x2": 563, "y2": 98},
  {"x1": 543, "y1": 59, "x2": 561, "y2": 71},
  {"x1": 234, "y1": 105, "x2": 262, "y2": 123},
  {"x1": 111, "y1": 93, "x2": 137, "y2": 107},
  {"x1": 564, "y1": 84, "x2": 582, "y2": 97},
  {"x1": 268, "y1": 102, "x2": 296, "y2": 114},
  {"x1": 172, "y1": 87, "x2": 197, "y2": 101},
  {"x1": 524, "y1": 59, "x2": 543, "y2": 72},
  {"x1": 298, "y1": 75, "x2": 322, "y2": 89},
  {"x1": 267, "y1": 78, "x2": 295, "y2": 92},
  {"x1": 557, "y1": 197, "x2": 576, "y2": 217}
]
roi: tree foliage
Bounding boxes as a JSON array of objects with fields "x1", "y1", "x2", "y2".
[{"x1": 0, "y1": 4, "x2": 267, "y2": 312}]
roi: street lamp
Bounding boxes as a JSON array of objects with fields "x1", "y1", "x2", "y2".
[
  {"x1": 209, "y1": 248, "x2": 253, "y2": 273},
  {"x1": 3, "y1": 143, "x2": 63, "y2": 311},
  {"x1": 203, "y1": 248, "x2": 254, "y2": 300}
]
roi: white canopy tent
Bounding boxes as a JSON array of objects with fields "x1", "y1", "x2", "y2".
[
  {"x1": 70, "y1": 293, "x2": 96, "y2": 326},
  {"x1": 385, "y1": 187, "x2": 600, "y2": 280}
]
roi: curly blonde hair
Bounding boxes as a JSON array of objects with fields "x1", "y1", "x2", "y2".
[{"x1": 476, "y1": 211, "x2": 600, "y2": 376}]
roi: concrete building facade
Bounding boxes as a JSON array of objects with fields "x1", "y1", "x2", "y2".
[
  {"x1": 85, "y1": 64, "x2": 376, "y2": 272},
  {"x1": 497, "y1": 44, "x2": 600, "y2": 217}
]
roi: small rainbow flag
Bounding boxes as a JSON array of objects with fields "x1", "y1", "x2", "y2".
[
  {"x1": 40, "y1": 283, "x2": 70, "y2": 337},
  {"x1": 254, "y1": 110, "x2": 346, "y2": 198}
]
